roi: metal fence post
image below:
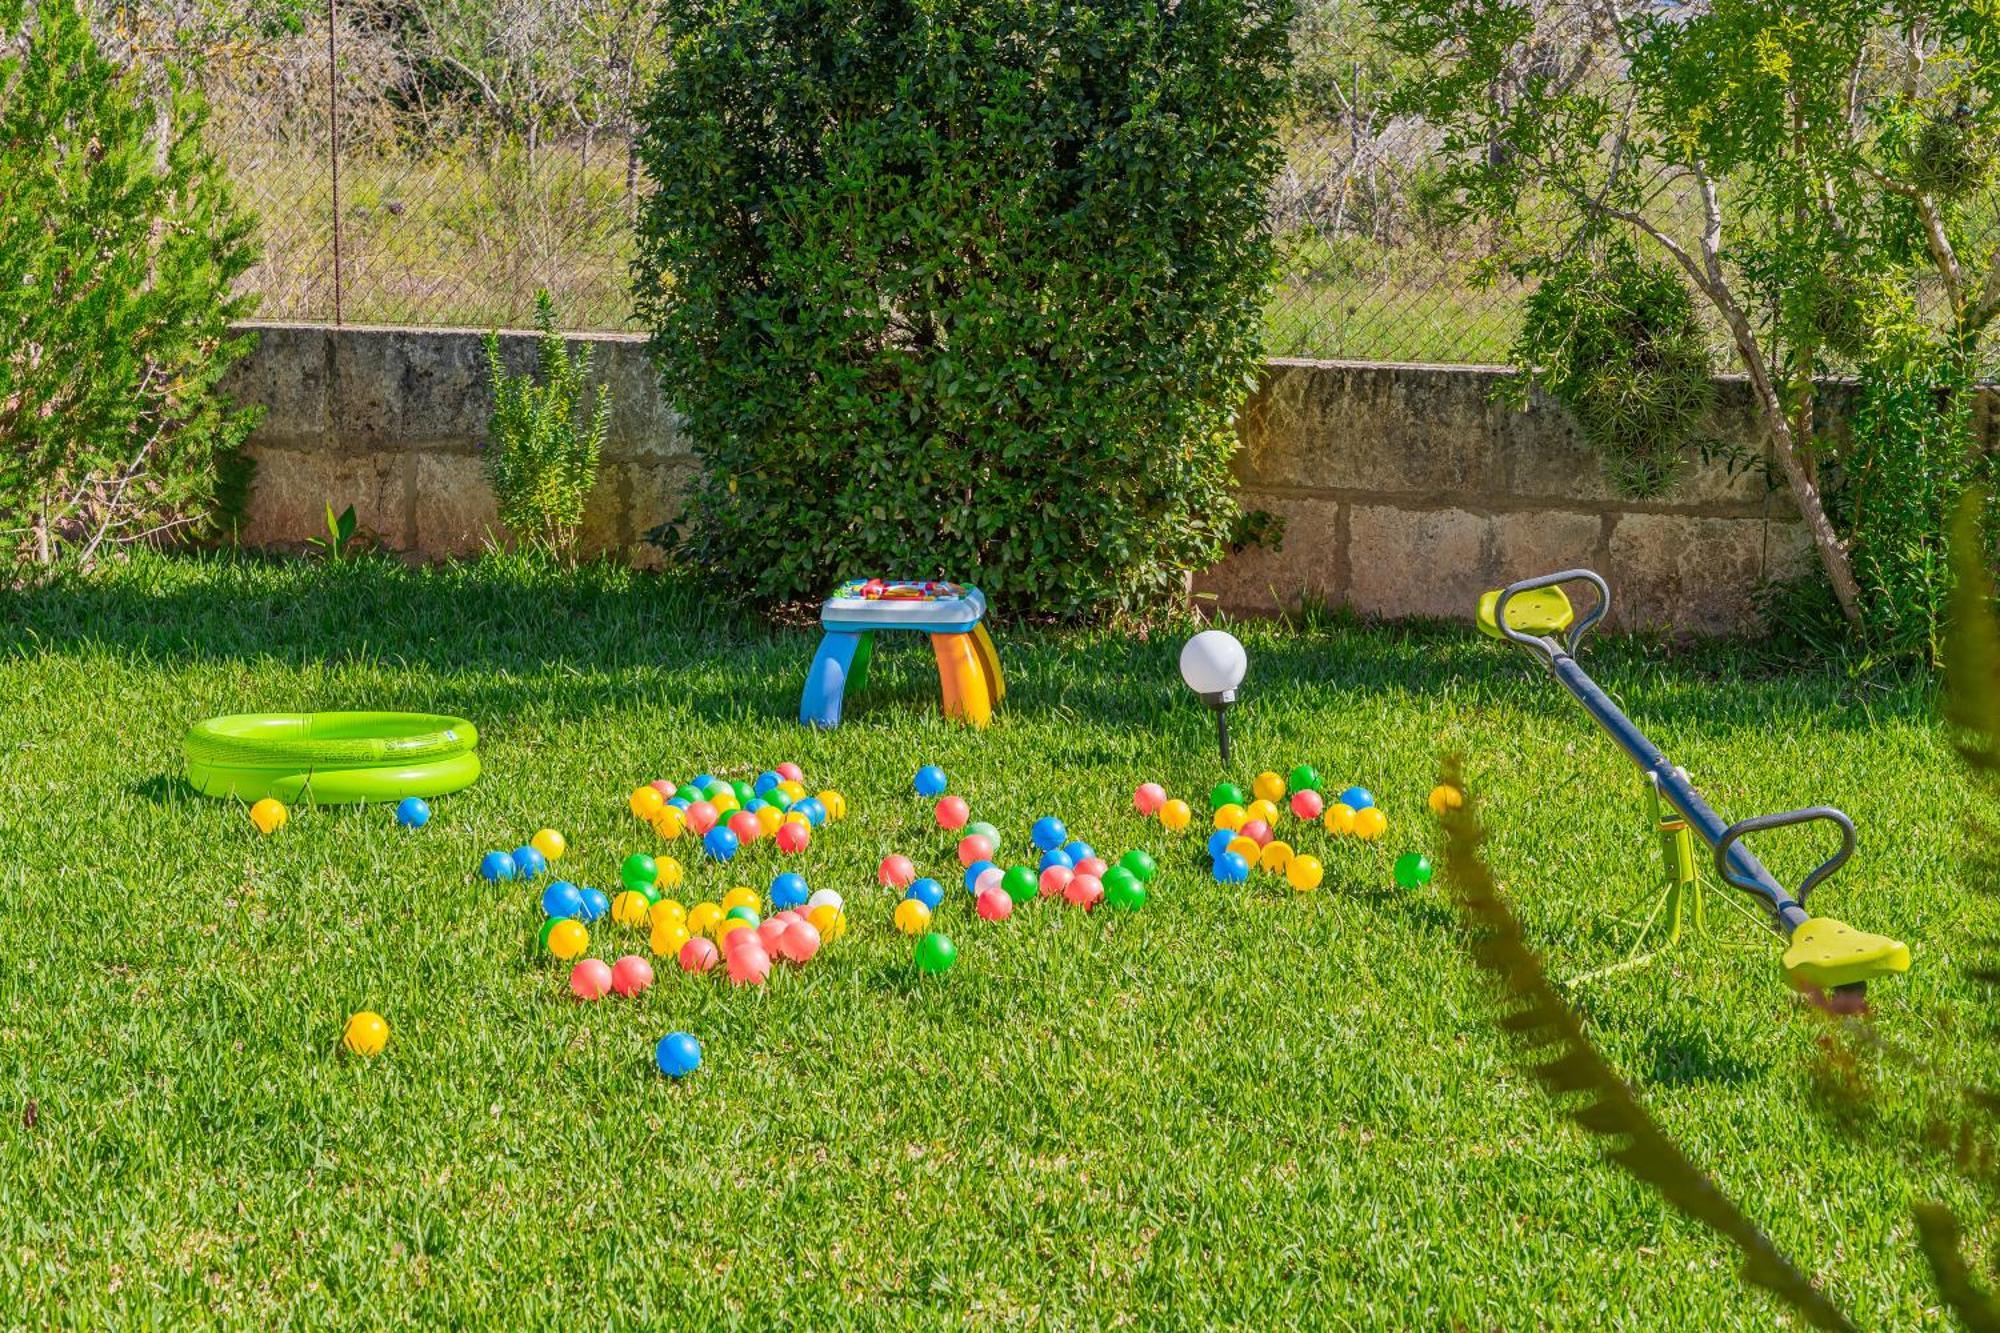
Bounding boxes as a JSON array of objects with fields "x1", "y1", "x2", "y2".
[{"x1": 326, "y1": 0, "x2": 343, "y2": 326}]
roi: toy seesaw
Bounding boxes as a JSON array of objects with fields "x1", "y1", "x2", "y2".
[{"x1": 1477, "y1": 570, "x2": 1911, "y2": 997}]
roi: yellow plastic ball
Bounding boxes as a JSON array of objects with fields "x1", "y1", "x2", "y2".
[
  {"x1": 1253, "y1": 771, "x2": 1287, "y2": 804},
  {"x1": 1353, "y1": 807, "x2": 1387, "y2": 840},
  {"x1": 1287, "y1": 855, "x2": 1325, "y2": 892},
  {"x1": 808, "y1": 904, "x2": 847, "y2": 941},
  {"x1": 655, "y1": 857, "x2": 685, "y2": 889},
  {"x1": 1245, "y1": 799, "x2": 1280, "y2": 826},
  {"x1": 651, "y1": 807, "x2": 685, "y2": 841},
  {"x1": 547, "y1": 919, "x2": 589, "y2": 960},
  {"x1": 1258, "y1": 840, "x2": 1295, "y2": 874},
  {"x1": 651, "y1": 922, "x2": 691, "y2": 957},
  {"x1": 893, "y1": 899, "x2": 932, "y2": 935},
  {"x1": 249, "y1": 798, "x2": 288, "y2": 834},
  {"x1": 1323, "y1": 803, "x2": 1357, "y2": 837},
  {"x1": 716, "y1": 917, "x2": 751, "y2": 942},
  {"x1": 721, "y1": 886, "x2": 760, "y2": 913},
  {"x1": 711, "y1": 791, "x2": 739, "y2": 815},
  {"x1": 755, "y1": 805, "x2": 783, "y2": 836},
  {"x1": 785, "y1": 810, "x2": 811, "y2": 827},
  {"x1": 630, "y1": 786, "x2": 665, "y2": 820},
  {"x1": 1428, "y1": 784, "x2": 1466, "y2": 817},
  {"x1": 1214, "y1": 803, "x2": 1247, "y2": 832},
  {"x1": 686, "y1": 902, "x2": 723, "y2": 937},
  {"x1": 778, "y1": 780, "x2": 807, "y2": 802},
  {"x1": 1159, "y1": 798, "x2": 1193, "y2": 832},
  {"x1": 531, "y1": 828, "x2": 566, "y2": 861},
  {"x1": 649, "y1": 898, "x2": 687, "y2": 930},
  {"x1": 818, "y1": 790, "x2": 847, "y2": 820},
  {"x1": 612, "y1": 890, "x2": 651, "y2": 928},
  {"x1": 1227, "y1": 835, "x2": 1261, "y2": 862},
  {"x1": 342, "y1": 1010, "x2": 388, "y2": 1057}
]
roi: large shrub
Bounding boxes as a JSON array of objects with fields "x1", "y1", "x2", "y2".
[
  {"x1": 634, "y1": 0, "x2": 1292, "y2": 615},
  {"x1": 0, "y1": 0, "x2": 259, "y2": 570}
]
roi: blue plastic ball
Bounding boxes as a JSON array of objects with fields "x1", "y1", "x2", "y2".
[
  {"x1": 796, "y1": 797, "x2": 827, "y2": 828},
  {"x1": 964, "y1": 859, "x2": 998, "y2": 892},
  {"x1": 540, "y1": 880, "x2": 585, "y2": 919},
  {"x1": 394, "y1": 796, "x2": 430, "y2": 828},
  {"x1": 667, "y1": 796, "x2": 691, "y2": 811},
  {"x1": 1212, "y1": 851, "x2": 1250, "y2": 884},
  {"x1": 770, "y1": 871, "x2": 809, "y2": 910},
  {"x1": 1030, "y1": 817, "x2": 1068, "y2": 852},
  {"x1": 1207, "y1": 829, "x2": 1237, "y2": 859},
  {"x1": 914, "y1": 765, "x2": 949, "y2": 797},
  {"x1": 703, "y1": 827, "x2": 741, "y2": 861},
  {"x1": 754, "y1": 771, "x2": 781, "y2": 796},
  {"x1": 655, "y1": 1031, "x2": 702, "y2": 1078},
  {"x1": 479, "y1": 851, "x2": 517, "y2": 882},
  {"x1": 512, "y1": 845, "x2": 548, "y2": 880},
  {"x1": 577, "y1": 887, "x2": 610, "y2": 921},
  {"x1": 1338, "y1": 785, "x2": 1375, "y2": 811},
  {"x1": 691, "y1": 773, "x2": 717, "y2": 791},
  {"x1": 1038, "y1": 848, "x2": 1075, "y2": 873},
  {"x1": 1062, "y1": 840, "x2": 1095, "y2": 864},
  {"x1": 905, "y1": 877, "x2": 944, "y2": 911},
  {"x1": 744, "y1": 798, "x2": 767, "y2": 814}
]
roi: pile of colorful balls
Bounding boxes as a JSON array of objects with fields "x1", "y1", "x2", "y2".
[{"x1": 627, "y1": 763, "x2": 848, "y2": 863}]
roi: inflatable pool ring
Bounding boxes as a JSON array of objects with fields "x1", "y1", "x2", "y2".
[{"x1": 184, "y1": 712, "x2": 480, "y2": 804}]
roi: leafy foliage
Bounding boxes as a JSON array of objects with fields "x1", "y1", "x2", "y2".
[
  {"x1": 482, "y1": 291, "x2": 609, "y2": 558},
  {"x1": 0, "y1": 0, "x2": 259, "y2": 572},
  {"x1": 1504, "y1": 242, "x2": 1715, "y2": 498},
  {"x1": 632, "y1": 0, "x2": 1293, "y2": 616}
]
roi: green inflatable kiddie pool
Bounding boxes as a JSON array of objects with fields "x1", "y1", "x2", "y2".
[{"x1": 184, "y1": 712, "x2": 480, "y2": 804}]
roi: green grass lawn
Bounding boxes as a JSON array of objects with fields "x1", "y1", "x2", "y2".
[{"x1": 1, "y1": 554, "x2": 1989, "y2": 1327}]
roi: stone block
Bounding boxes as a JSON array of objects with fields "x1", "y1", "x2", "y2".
[
  {"x1": 241, "y1": 446, "x2": 406, "y2": 548},
  {"x1": 1346, "y1": 505, "x2": 1492, "y2": 620},
  {"x1": 410, "y1": 452, "x2": 498, "y2": 558},
  {"x1": 1236, "y1": 361, "x2": 1500, "y2": 495},
  {"x1": 227, "y1": 324, "x2": 331, "y2": 449},
  {"x1": 1606, "y1": 512, "x2": 1767, "y2": 634},
  {"x1": 626, "y1": 460, "x2": 698, "y2": 568},
  {"x1": 1501, "y1": 380, "x2": 1763, "y2": 509},
  {"x1": 1763, "y1": 519, "x2": 1818, "y2": 587},
  {"x1": 578, "y1": 468, "x2": 627, "y2": 557},
  {"x1": 1196, "y1": 495, "x2": 1343, "y2": 614},
  {"x1": 1489, "y1": 509, "x2": 1605, "y2": 585}
]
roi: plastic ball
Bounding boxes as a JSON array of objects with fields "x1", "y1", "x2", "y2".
[
  {"x1": 1354, "y1": 807, "x2": 1388, "y2": 840},
  {"x1": 1287, "y1": 854, "x2": 1325, "y2": 891},
  {"x1": 731, "y1": 780, "x2": 755, "y2": 808},
  {"x1": 570, "y1": 958, "x2": 613, "y2": 1000},
  {"x1": 511, "y1": 845, "x2": 548, "y2": 880},
  {"x1": 817, "y1": 790, "x2": 848, "y2": 821},
  {"x1": 649, "y1": 779, "x2": 678, "y2": 801},
  {"x1": 779, "y1": 922, "x2": 821, "y2": 964},
  {"x1": 1212, "y1": 851, "x2": 1250, "y2": 884},
  {"x1": 1074, "y1": 856, "x2": 1109, "y2": 879},
  {"x1": 934, "y1": 796, "x2": 970, "y2": 830},
  {"x1": 807, "y1": 904, "x2": 847, "y2": 941},
  {"x1": 1120, "y1": 849, "x2": 1158, "y2": 883},
  {"x1": 974, "y1": 866, "x2": 1004, "y2": 896},
  {"x1": 914, "y1": 765, "x2": 949, "y2": 797},
  {"x1": 807, "y1": 888, "x2": 845, "y2": 913},
  {"x1": 1209, "y1": 782, "x2": 1247, "y2": 811},
  {"x1": 1063, "y1": 840, "x2": 1096, "y2": 864},
  {"x1": 667, "y1": 797, "x2": 691, "y2": 812},
  {"x1": 723, "y1": 811, "x2": 757, "y2": 846},
  {"x1": 1323, "y1": 803, "x2": 1357, "y2": 837},
  {"x1": 1428, "y1": 784, "x2": 1466, "y2": 816},
  {"x1": 964, "y1": 821, "x2": 1001, "y2": 850},
  {"x1": 777, "y1": 779, "x2": 807, "y2": 802},
  {"x1": 1226, "y1": 836, "x2": 1260, "y2": 863},
  {"x1": 1102, "y1": 866, "x2": 1140, "y2": 900},
  {"x1": 1001, "y1": 865, "x2": 1037, "y2": 903},
  {"x1": 651, "y1": 921, "x2": 691, "y2": 958},
  {"x1": 753, "y1": 771, "x2": 780, "y2": 797},
  {"x1": 1064, "y1": 873, "x2": 1104, "y2": 909},
  {"x1": 1206, "y1": 829, "x2": 1237, "y2": 859},
  {"x1": 541, "y1": 881, "x2": 585, "y2": 919},
  {"x1": 651, "y1": 896, "x2": 687, "y2": 925},
  {"x1": 1288, "y1": 764, "x2": 1322, "y2": 794},
  {"x1": 1134, "y1": 783, "x2": 1168, "y2": 815},
  {"x1": 1258, "y1": 840, "x2": 1295, "y2": 875},
  {"x1": 717, "y1": 886, "x2": 755, "y2": 913},
  {"x1": 651, "y1": 806, "x2": 686, "y2": 841},
  {"x1": 1038, "y1": 848, "x2": 1075, "y2": 873},
  {"x1": 577, "y1": 888, "x2": 610, "y2": 922},
  {"x1": 686, "y1": 801, "x2": 720, "y2": 835},
  {"x1": 655, "y1": 1032, "x2": 702, "y2": 1078},
  {"x1": 1213, "y1": 803, "x2": 1246, "y2": 833},
  {"x1": 1253, "y1": 771, "x2": 1287, "y2": 804},
  {"x1": 1238, "y1": 819, "x2": 1273, "y2": 848},
  {"x1": 608, "y1": 955, "x2": 653, "y2": 997},
  {"x1": 727, "y1": 946, "x2": 771, "y2": 986},
  {"x1": 621, "y1": 854, "x2": 658, "y2": 893},
  {"x1": 655, "y1": 856, "x2": 685, "y2": 889},
  {"x1": 715, "y1": 917, "x2": 751, "y2": 944},
  {"x1": 612, "y1": 890, "x2": 652, "y2": 927},
  {"x1": 342, "y1": 1010, "x2": 388, "y2": 1057},
  {"x1": 1110, "y1": 880, "x2": 1147, "y2": 912},
  {"x1": 479, "y1": 851, "x2": 517, "y2": 882},
  {"x1": 755, "y1": 805, "x2": 785, "y2": 838},
  {"x1": 914, "y1": 932, "x2": 956, "y2": 974},
  {"x1": 796, "y1": 798, "x2": 829, "y2": 828},
  {"x1": 1039, "y1": 865, "x2": 1073, "y2": 898},
  {"x1": 531, "y1": 828, "x2": 566, "y2": 861},
  {"x1": 963, "y1": 859, "x2": 997, "y2": 892},
  {"x1": 1030, "y1": 817, "x2": 1068, "y2": 852},
  {"x1": 957, "y1": 834, "x2": 995, "y2": 867},
  {"x1": 1337, "y1": 786, "x2": 1376, "y2": 812},
  {"x1": 776, "y1": 761, "x2": 804, "y2": 783},
  {"x1": 630, "y1": 786, "x2": 665, "y2": 820},
  {"x1": 703, "y1": 827, "x2": 741, "y2": 862},
  {"x1": 976, "y1": 888, "x2": 1014, "y2": 921},
  {"x1": 394, "y1": 797, "x2": 430, "y2": 828},
  {"x1": 1159, "y1": 799, "x2": 1193, "y2": 832},
  {"x1": 1394, "y1": 852, "x2": 1434, "y2": 887},
  {"x1": 770, "y1": 872, "x2": 809, "y2": 910},
  {"x1": 878, "y1": 854, "x2": 917, "y2": 889},
  {"x1": 678, "y1": 936, "x2": 719, "y2": 972},
  {"x1": 1290, "y1": 789, "x2": 1326, "y2": 821},
  {"x1": 894, "y1": 898, "x2": 933, "y2": 935},
  {"x1": 1244, "y1": 800, "x2": 1280, "y2": 827},
  {"x1": 546, "y1": 918, "x2": 589, "y2": 960},
  {"x1": 905, "y1": 877, "x2": 944, "y2": 911},
  {"x1": 711, "y1": 792, "x2": 740, "y2": 816},
  {"x1": 724, "y1": 905, "x2": 761, "y2": 928},
  {"x1": 690, "y1": 772, "x2": 717, "y2": 789},
  {"x1": 685, "y1": 902, "x2": 723, "y2": 937}
]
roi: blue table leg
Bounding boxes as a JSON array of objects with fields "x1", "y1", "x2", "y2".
[{"x1": 801, "y1": 630, "x2": 863, "y2": 729}]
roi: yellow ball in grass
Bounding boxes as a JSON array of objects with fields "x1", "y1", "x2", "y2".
[
  {"x1": 817, "y1": 790, "x2": 848, "y2": 820},
  {"x1": 686, "y1": 902, "x2": 723, "y2": 938},
  {"x1": 342, "y1": 1010, "x2": 388, "y2": 1057},
  {"x1": 651, "y1": 807, "x2": 686, "y2": 841},
  {"x1": 1323, "y1": 803, "x2": 1357, "y2": 837},
  {"x1": 711, "y1": 791, "x2": 739, "y2": 815},
  {"x1": 1353, "y1": 807, "x2": 1387, "y2": 840},
  {"x1": 530, "y1": 828, "x2": 566, "y2": 861},
  {"x1": 1159, "y1": 799, "x2": 1192, "y2": 832},
  {"x1": 1253, "y1": 771, "x2": 1287, "y2": 804},
  {"x1": 630, "y1": 786, "x2": 665, "y2": 821},
  {"x1": 1287, "y1": 855, "x2": 1325, "y2": 892},
  {"x1": 613, "y1": 891, "x2": 651, "y2": 928},
  {"x1": 716, "y1": 917, "x2": 750, "y2": 942},
  {"x1": 1213, "y1": 803, "x2": 1247, "y2": 832},
  {"x1": 249, "y1": 798, "x2": 288, "y2": 834},
  {"x1": 546, "y1": 919, "x2": 589, "y2": 960},
  {"x1": 651, "y1": 922, "x2": 691, "y2": 958},
  {"x1": 1227, "y1": 835, "x2": 1261, "y2": 863},
  {"x1": 1258, "y1": 840, "x2": 1295, "y2": 875},
  {"x1": 649, "y1": 898, "x2": 687, "y2": 930},
  {"x1": 655, "y1": 856, "x2": 685, "y2": 889},
  {"x1": 893, "y1": 898, "x2": 932, "y2": 935},
  {"x1": 808, "y1": 903, "x2": 847, "y2": 941},
  {"x1": 755, "y1": 805, "x2": 783, "y2": 837},
  {"x1": 721, "y1": 886, "x2": 760, "y2": 913},
  {"x1": 1428, "y1": 784, "x2": 1465, "y2": 817},
  {"x1": 1245, "y1": 799, "x2": 1280, "y2": 826},
  {"x1": 777, "y1": 780, "x2": 807, "y2": 802}
]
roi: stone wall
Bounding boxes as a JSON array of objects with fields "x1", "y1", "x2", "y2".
[{"x1": 224, "y1": 323, "x2": 1833, "y2": 632}]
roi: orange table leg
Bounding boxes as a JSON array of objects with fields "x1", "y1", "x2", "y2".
[
  {"x1": 971, "y1": 621, "x2": 1005, "y2": 703},
  {"x1": 931, "y1": 632, "x2": 993, "y2": 727}
]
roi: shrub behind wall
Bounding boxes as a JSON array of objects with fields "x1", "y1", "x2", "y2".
[{"x1": 633, "y1": 0, "x2": 1292, "y2": 616}]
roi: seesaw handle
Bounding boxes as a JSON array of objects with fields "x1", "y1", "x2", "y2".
[
  {"x1": 1492, "y1": 569, "x2": 1611, "y2": 660},
  {"x1": 1713, "y1": 806, "x2": 1855, "y2": 907}
]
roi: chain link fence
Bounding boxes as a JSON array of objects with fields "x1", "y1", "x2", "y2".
[{"x1": 111, "y1": 1, "x2": 1525, "y2": 363}]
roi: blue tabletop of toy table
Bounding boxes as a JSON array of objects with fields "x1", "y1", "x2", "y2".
[{"x1": 820, "y1": 580, "x2": 987, "y2": 633}]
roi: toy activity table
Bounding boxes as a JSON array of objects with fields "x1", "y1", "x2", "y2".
[{"x1": 800, "y1": 580, "x2": 1005, "y2": 728}]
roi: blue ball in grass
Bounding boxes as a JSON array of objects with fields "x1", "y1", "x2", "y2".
[
  {"x1": 512, "y1": 846, "x2": 548, "y2": 880},
  {"x1": 703, "y1": 827, "x2": 740, "y2": 862},
  {"x1": 479, "y1": 851, "x2": 517, "y2": 882},
  {"x1": 655, "y1": 1032, "x2": 702, "y2": 1079},
  {"x1": 754, "y1": 771, "x2": 781, "y2": 796},
  {"x1": 905, "y1": 877, "x2": 944, "y2": 911},
  {"x1": 964, "y1": 859, "x2": 997, "y2": 893},
  {"x1": 914, "y1": 765, "x2": 949, "y2": 797},
  {"x1": 540, "y1": 880, "x2": 585, "y2": 920},
  {"x1": 1207, "y1": 829, "x2": 1236, "y2": 859},
  {"x1": 1030, "y1": 817, "x2": 1068, "y2": 852},
  {"x1": 1337, "y1": 786, "x2": 1375, "y2": 812},
  {"x1": 394, "y1": 796, "x2": 430, "y2": 828},
  {"x1": 1038, "y1": 848, "x2": 1074, "y2": 874},
  {"x1": 1212, "y1": 851, "x2": 1250, "y2": 884},
  {"x1": 1062, "y1": 840, "x2": 1094, "y2": 864},
  {"x1": 577, "y1": 886, "x2": 610, "y2": 922},
  {"x1": 770, "y1": 872, "x2": 809, "y2": 910}
]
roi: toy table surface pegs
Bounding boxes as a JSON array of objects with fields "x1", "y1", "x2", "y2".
[{"x1": 800, "y1": 579, "x2": 1005, "y2": 729}]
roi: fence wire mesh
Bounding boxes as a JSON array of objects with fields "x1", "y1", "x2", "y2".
[{"x1": 104, "y1": 1, "x2": 1528, "y2": 361}]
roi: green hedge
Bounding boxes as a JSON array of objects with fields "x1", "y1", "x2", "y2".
[{"x1": 634, "y1": 0, "x2": 1292, "y2": 616}]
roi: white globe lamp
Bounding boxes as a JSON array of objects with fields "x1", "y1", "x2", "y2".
[{"x1": 1179, "y1": 629, "x2": 1247, "y2": 762}]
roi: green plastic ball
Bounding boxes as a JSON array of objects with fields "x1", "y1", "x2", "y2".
[
  {"x1": 1393, "y1": 852, "x2": 1434, "y2": 888},
  {"x1": 725, "y1": 905, "x2": 760, "y2": 925},
  {"x1": 704, "y1": 779, "x2": 731, "y2": 800},
  {"x1": 1107, "y1": 879, "x2": 1148, "y2": 912},
  {"x1": 620, "y1": 853, "x2": 658, "y2": 893},
  {"x1": 1288, "y1": 764, "x2": 1321, "y2": 795},
  {"x1": 537, "y1": 917, "x2": 558, "y2": 950},
  {"x1": 1118, "y1": 849, "x2": 1157, "y2": 883},
  {"x1": 1102, "y1": 866, "x2": 1140, "y2": 899},
  {"x1": 1001, "y1": 865, "x2": 1037, "y2": 901},
  {"x1": 965, "y1": 820, "x2": 1001, "y2": 850},
  {"x1": 731, "y1": 780, "x2": 754, "y2": 807},
  {"x1": 1209, "y1": 782, "x2": 1247, "y2": 811},
  {"x1": 915, "y1": 931, "x2": 957, "y2": 975}
]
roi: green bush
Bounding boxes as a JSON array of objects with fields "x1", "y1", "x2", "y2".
[
  {"x1": 482, "y1": 291, "x2": 610, "y2": 557},
  {"x1": 633, "y1": 0, "x2": 1293, "y2": 615},
  {"x1": 0, "y1": 0, "x2": 259, "y2": 571}
]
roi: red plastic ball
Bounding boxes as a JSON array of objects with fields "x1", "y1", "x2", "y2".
[
  {"x1": 976, "y1": 888, "x2": 1014, "y2": 921},
  {"x1": 726, "y1": 945, "x2": 771, "y2": 985},
  {"x1": 611, "y1": 954, "x2": 655, "y2": 997},
  {"x1": 779, "y1": 921, "x2": 821, "y2": 964},
  {"x1": 1039, "y1": 865, "x2": 1073, "y2": 898},
  {"x1": 776, "y1": 762, "x2": 804, "y2": 782},
  {"x1": 648, "y1": 779, "x2": 677, "y2": 800},
  {"x1": 686, "y1": 801, "x2": 720, "y2": 835},
  {"x1": 1074, "y1": 856, "x2": 1108, "y2": 879},
  {"x1": 1133, "y1": 782, "x2": 1168, "y2": 815},
  {"x1": 776, "y1": 821, "x2": 810, "y2": 854},
  {"x1": 878, "y1": 854, "x2": 917, "y2": 889},
  {"x1": 1239, "y1": 818, "x2": 1273, "y2": 847},
  {"x1": 569, "y1": 958, "x2": 613, "y2": 1000},
  {"x1": 727, "y1": 811, "x2": 760, "y2": 844},
  {"x1": 1290, "y1": 789, "x2": 1325, "y2": 821},
  {"x1": 974, "y1": 866, "x2": 1004, "y2": 895},
  {"x1": 678, "y1": 937, "x2": 719, "y2": 973},
  {"x1": 956, "y1": 834, "x2": 994, "y2": 867},
  {"x1": 1064, "y1": 873, "x2": 1104, "y2": 908},
  {"x1": 756, "y1": 917, "x2": 790, "y2": 952},
  {"x1": 935, "y1": 795, "x2": 970, "y2": 830}
]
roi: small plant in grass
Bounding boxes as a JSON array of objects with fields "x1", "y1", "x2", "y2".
[{"x1": 482, "y1": 291, "x2": 609, "y2": 559}]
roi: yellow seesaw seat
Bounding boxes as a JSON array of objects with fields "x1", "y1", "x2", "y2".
[
  {"x1": 1782, "y1": 917, "x2": 1912, "y2": 991},
  {"x1": 1476, "y1": 585, "x2": 1575, "y2": 640}
]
